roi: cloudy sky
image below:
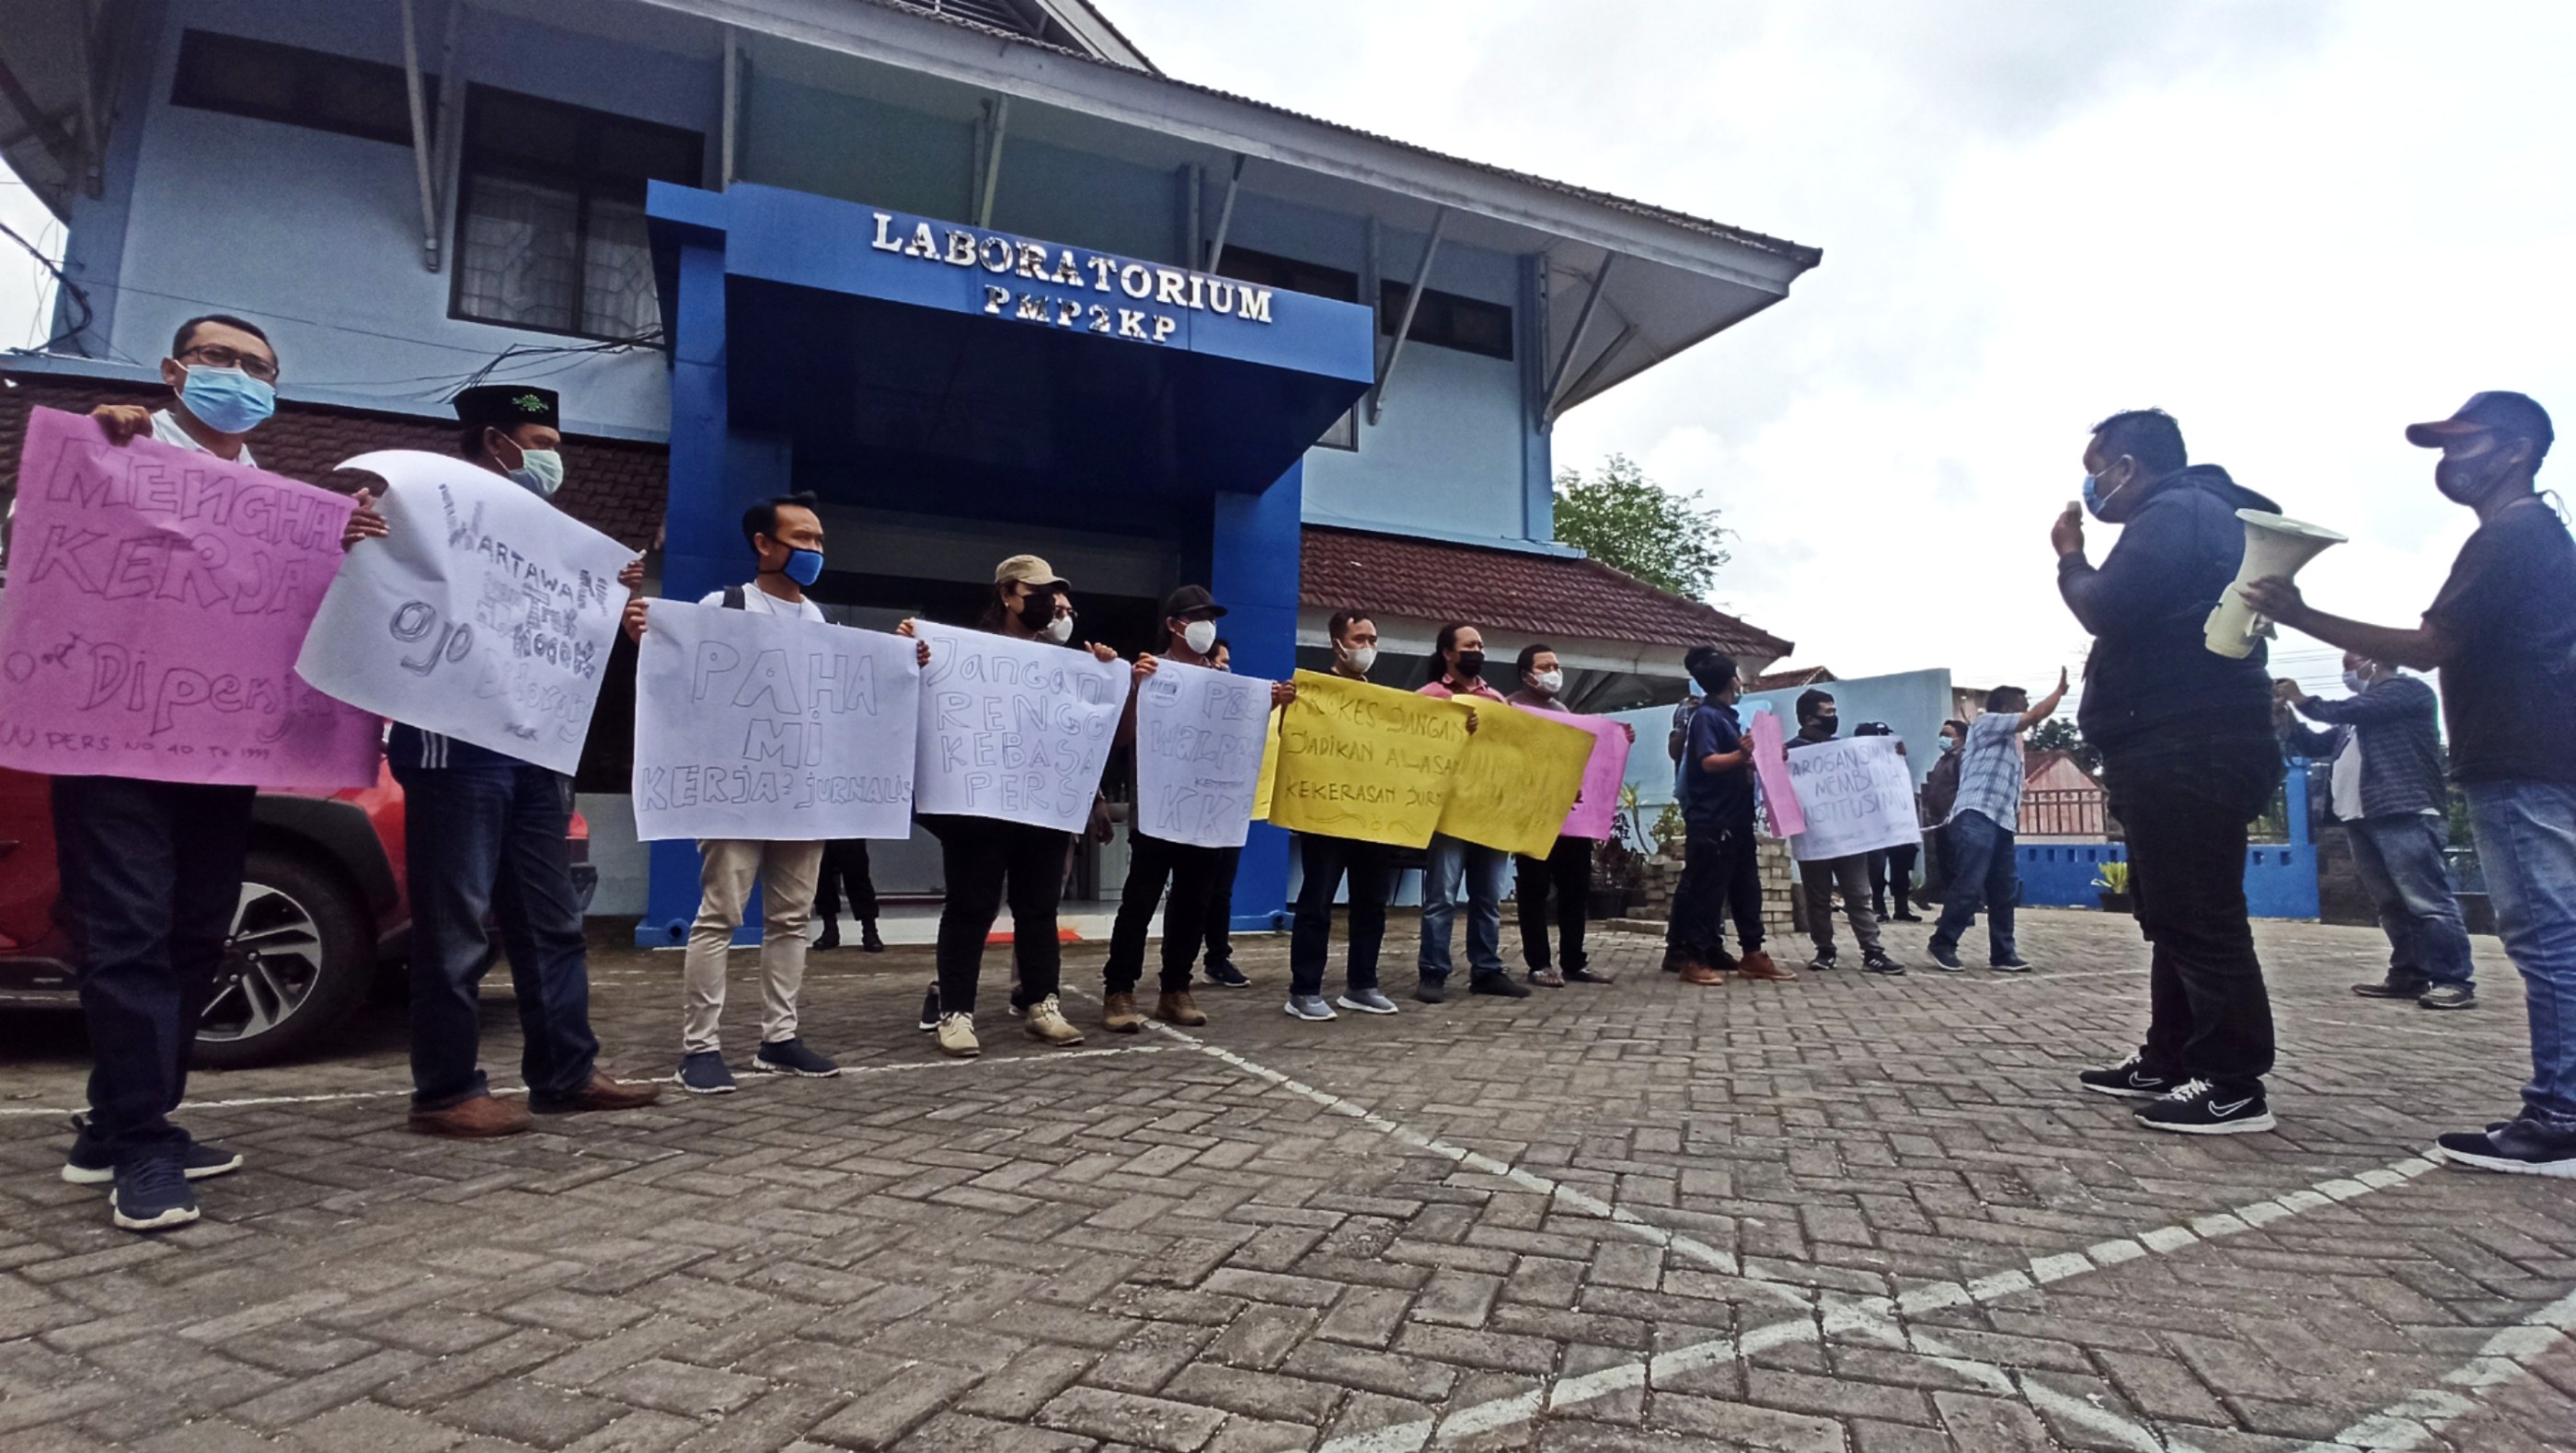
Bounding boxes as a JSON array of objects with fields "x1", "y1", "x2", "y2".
[
  {"x1": 1110, "y1": 0, "x2": 2576, "y2": 699},
  {"x1": 5, "y1": 2, "x2": 2569, "y2": 701}
]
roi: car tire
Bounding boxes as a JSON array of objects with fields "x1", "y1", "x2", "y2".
[{"x1": 191, "y1": 849, "x2": 374, "y2": 1070}]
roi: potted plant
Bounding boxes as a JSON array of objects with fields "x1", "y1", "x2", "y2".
[{"x1": 2093, "y1": 861, "x2": 2133, "y2": 914}]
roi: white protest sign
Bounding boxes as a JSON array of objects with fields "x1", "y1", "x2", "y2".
[
  {"x1": 630, "y1": 599, "x2": 920, "y2": 842},
  {"x1": 1133, "y1": 659, "x2": 1271, "y2": 848},
  {"x1": 295, "y1": 452, "x2": 631, "y2": 775},
  {"x1": 1784, "y1": 734, "x2": 1923, "y2": 862},
  {"x1": 912, "y1": 626, "x2": 1128, "y2": 835}
]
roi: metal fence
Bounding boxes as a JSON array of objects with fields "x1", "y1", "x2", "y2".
[{"x1": 2020, "y1": 787, "x2": 2108, "y2": 839}]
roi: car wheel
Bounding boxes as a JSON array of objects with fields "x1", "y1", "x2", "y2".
[{"x1": 192, "y1": 849, "x2": 373, "y2": 1070}]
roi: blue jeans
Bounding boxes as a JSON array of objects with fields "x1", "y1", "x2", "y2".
[
  {"x1": 2465, "y1": 781, "x2": 2576, "y2": 1133},
  {"x1": 1929, "y1": 811, "x2": 2018, "y2": 963},
  {"x1": 1420, "y1": 834, "x2": 1508, "y2": 981},
  {"x1": 2346, "y1": 815, "x2": 2474, "y2": 987},
  {"x1": 395, "y1": 758, "x2": 599, "y2": 1112}
]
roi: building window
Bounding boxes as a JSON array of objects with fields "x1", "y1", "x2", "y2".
[
  {"x1": 1213, "y1": 248, "x2": 1361, "y2": 447},
  {"x1": 1379, "y1": 282, "x2": 1514, "y2": 361},
  {"x1": 451, "y1": 86, "x2": 703, "y2": 340},
  {"x1": 170, "y1": 29, "x2": 431, "y2": 147}
]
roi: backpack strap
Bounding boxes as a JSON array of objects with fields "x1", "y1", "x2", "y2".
[{"x1": 721, "y1": 585, "x2": 745, "y2": 611}]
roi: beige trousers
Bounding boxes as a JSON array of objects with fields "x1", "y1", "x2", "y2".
[{"x1": 681, "y1": 839, "x2": 825, "y2": 1054}]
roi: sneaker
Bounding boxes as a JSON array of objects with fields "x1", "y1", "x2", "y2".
[
  {"x1": 1101, "y1": 990, "x2": 1144, "y2": 1033},
  {"x1": 109, "y1": 1159, "x2": 199, "y2": 1233},
  {"x1": 63, "y1": 1116, "x2": 241, "y2": 1187},
  {"x1": 2353, "y1": 975, "x2": 2432, "y2": 999},
  {"x1": 2434, "y1": 1119, "x2": 2576, "y2": 1179},
  {"x1": 2077, "y1": 1053, "x2": 2176, "y2": 1101},
  {"x1": 1469, "y1": 973, "x2": 1532, "y2": 998},
  {"x1": 1335, "y1": 987, "x2": 1399, "y2": 1015},
  {"x1": 1809, "y1": 948, "x2": 1840, "y2": 971},
  {"x1": 1529, "y1": 966, "x2": 1566, "y2": 988},
  {"x1": 937, "y1": 1013, "x2": 980, "y2": 1058},
  {"x1": 1156, "y1": 989, "x2": 1209, "y2": 1027},
  {"x1": 2134, "y1": 1079, "x2": 2274, "y2": 1136},
  {"x1": 860, "y1": 919, "x2": 886, "y2": 953},
  {"x1": 1991, "y1": 954, "x2": 2032, "y2": 974},
  {"x1": 1861, "y1": 951, "x2": 1906, "y2": 975},
  {"x1": 677, "y1": 1051, "x2": 738, "y2": 1094},
  {"x1": 813, "y1": 917, "x2": 842, "y2": 951},
  {"x1": 1926, "y1": 939, "x2": 1964, "y2": 972},
  {"x1": 1735, "y1": 951, "x2": 1796, "y2": 983},
  {"x1": 1564, "y1": 965, "x2": 1615, "y2": 985},
  {"x1": 1284, "y1": 994, "x2": 1338, "y2": 1021},
  {"x1": 1413, "y1": 976, "x2": 1448, "y2": 1004},
  {"x1": 1891, "y1": 909, "x2": 1924, "y2": 922},
  {"x1": 752, "y1": 1038, "x2": 841, "y2": 1078},
  {"x1": 1024, "y1": 995, "x2": 1085, "y2": 1046},
  {"x1": 918, "y1": 986, "x2": 941, "y2": 1032},
  {"x1": 2418, "y1": 984, "x2": 2478, "y2": 1010},
  {"x1": 1203, "y1": 961, "x2": 1251, "y2": 988}
]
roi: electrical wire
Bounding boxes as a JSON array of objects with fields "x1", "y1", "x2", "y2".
[{"x1": 0, "y1": 213, "x2": 91, "y2": 356}]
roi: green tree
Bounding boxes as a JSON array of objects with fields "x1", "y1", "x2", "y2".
[
  {"x1": 2029, "y1": 718, "x2": 2101, "y2": 775},
  {"x1": 1552, "y1": 455, "x2": 1730, "y2": 598}
]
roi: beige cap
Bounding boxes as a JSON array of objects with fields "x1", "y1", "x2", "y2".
[{"x1": 994, "y1": 553, "x2": 1069, "y2": 590}]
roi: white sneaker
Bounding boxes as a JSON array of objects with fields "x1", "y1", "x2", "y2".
[
  {"x1": 936, "y1": 1013, "x2": 980, "y2": 1058},
  {"x1": 1335, "y1": 988, "x2": 1399, "y2": 1015},
  {"x1": 1283, "y1": 994, "x2": 1337, "y2": 1021}
]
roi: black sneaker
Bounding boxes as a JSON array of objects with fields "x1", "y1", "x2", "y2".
[
  {"x1": 676, "y1": 1051, "x2": 738, "y2": 1095},
  {"x1": 751, "y1": 1038, "x2": 841, "y2": 1078},
  {"x1": 1468, "y1": 974, "x2": 1531, "y2": 999},
  {"x1": 1413, "y1": 976, "x2": 1448, "y2": 1004},
  {"x1": 1926, "y1": 939, "x2": 1964, "y2": 972},
  {"x1": 1860, "y1": 951, "x2": 1905, "y2": 975},
  {"x1": 1809, "y1": 948, "x2": 1840, "y2": 971},
  {"x1": 2434, "y1": 1118, "x2": 2576, "y2": 1179},
  {"x1": 63, "y1": 1116, "x2": 242, "y2": 1187},
  {"x1": 2418, "y1": 984, "x2": 2478, "y2": 1011},
  {"x1": 1203, "y1": 961, "x2": 1251, "y2": 988},
  {"x1": 109, "y1": 1159, "x2": 200, "y2": 1233},
  {"x1": 917, "y1": 986, "x2": 941, "y2": 1032},
  {"x1": 2077, "y1": 1053, "x2": 2176, "y2": 1101},
  {"x1": 2134, "y1": 1079, "x2": 2274, "y2": 1136},
  {"x1": 1991, "y1": 954, "x2": 2032, "y2": 974},
  {"x1": 2352, "y1": 975, "x2": 2432, "y2": 999}
]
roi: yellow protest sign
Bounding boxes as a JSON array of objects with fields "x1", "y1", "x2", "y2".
[
  {"x1": 1251, "y1": 708, "x2": 1282, "y2": 821},
  {"x1": 1266, "y1": 671, "x2": 1472, "y2": 848},
  {"x1": 1434, "y1": 700, "x2": 1598, "y2": 857}
]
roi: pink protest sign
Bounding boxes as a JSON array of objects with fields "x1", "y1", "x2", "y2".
[
  {"x1": 0, "y1": 408, "x2": 381, "y2": 788},
  {"x1": 1747, "y1": 709, "x2": 1807, "y2": 837},
  {"x1": 1558, "y1": 714, "x2": 1634, "y2": 839}
]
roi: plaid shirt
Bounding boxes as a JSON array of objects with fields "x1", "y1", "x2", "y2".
[{"x1": 1947, "y1": 710, "x2": 2026, "y2": 833}]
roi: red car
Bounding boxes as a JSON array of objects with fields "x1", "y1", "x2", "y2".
[{"x1": 0, "y1": 765, "x2": 594, "y2": 1068}]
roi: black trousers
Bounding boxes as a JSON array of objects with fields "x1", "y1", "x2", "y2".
[
  {"x1": 1513, "y1": 836, "x2": 1595, "y2": 971},
  {"x1": 924, "y1": 815, "x2": 1067, "y2": 1015},
  {"x1": 54, "y1": 776, "x2": 254, "y2": 1170},
  {"x1": 813, "y1": 839, "x2": 878, "y2": 921},
  {"x1": 1666, "y1": 820, "x2": 1763, "y2": 962},
  {"x1": 1290, "y1": 833, "x2": 1393, "y2": 997},
  {"x1": 1204, "y1": 846, "x2": 1242, "y2": 968},
  {"x1": 1869, "y1": 843, "x2": 1919, "y2": 913},
  {"x1": 2105, "y1": 744, "x2": 2282, "y2": 1095},
  {"x1": 1104, "y1": 830, "x2": 1222, "y2": 995}
]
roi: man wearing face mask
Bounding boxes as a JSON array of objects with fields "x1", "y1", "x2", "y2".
[
  {"x1": 54, "y1": 316, "x2": 284, "y2": 1231},
  {"x1": 2054, "y1": 408, "x2": 2284, "y2": 1136},
  {"x1": 623, "y1": 493, "x2": 904, "y2": 1092},
  {"x1": 1666, "y1": 649, "x2": 1788, "y2": 986},
  {"x1": 1788, "y1": 695, "x2": 1904, "y2": 975},
  {"x1": 1284, "y1": 611, "x2": 1404, "y2": 1021},
  {"x1": 1917, "y1": 719, "x2": 1967, "y2": 904},
  {"x1": 1506, "y1": 644, "x2": 1628, "y2": 986},
  {"x1": 2275, "y1": 656, "x2": 2471, "y2": 1009},
  {"x1": 1416, "y1": 623, "x2": 1521, "y2": 1003},
  {"x1": 336, "y1": 385, "x2": 661, "y2": 1137},
  {"x1": 2244, "y1": 392, "x2": 2575, "y2": 1178}
]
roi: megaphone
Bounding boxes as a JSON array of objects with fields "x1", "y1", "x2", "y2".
[{"x1": 2204, "y1": 509, "x2": 2347, "y2": 659}]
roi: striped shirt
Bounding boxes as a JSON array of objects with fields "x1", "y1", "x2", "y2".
[{"x1": 1947, "y1": 710, "x2": 2026, "y2": 833}]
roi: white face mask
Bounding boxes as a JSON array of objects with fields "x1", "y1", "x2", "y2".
[
  {"x1": 1341, "y1": 643, "x2": 1376, "y2": 675},
  {"x1": 1043, "y1": 614, "x2": 1074, "y2": 644},
  {"x1": 1182, "y1": 619, "x2": 1218, "y2": 655},
  {"x1": 1532, "y1": 668, "x2": 1564, "y2": 697}
]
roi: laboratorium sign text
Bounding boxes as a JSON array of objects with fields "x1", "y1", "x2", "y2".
[{"x1": 869, "y1": 213, "x2": 1273, "y2": 347}]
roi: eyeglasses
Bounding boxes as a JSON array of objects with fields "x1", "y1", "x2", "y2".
[{"x1": 177, "y1": 343, "x2": 280, "y2": 383}]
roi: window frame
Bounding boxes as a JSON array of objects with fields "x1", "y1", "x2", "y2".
[
  {"x1": 446, "y1": 83, "x2": 705, "y2": 342},
  {"x1": 1208, "y1": 248, "x2": 1363, "y2": 449},
  {"x1": 169, "y1": 29, "x2": 434, "y2": 148},
  {"x1": 1377, "y1": 280, "x2": 1515, "y2": 362}
]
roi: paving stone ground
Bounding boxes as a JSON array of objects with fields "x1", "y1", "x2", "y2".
[{"x1": 1, "y1": 908, "x2": 2570, "y2": 1452}]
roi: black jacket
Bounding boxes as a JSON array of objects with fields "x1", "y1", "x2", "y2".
[{"x1": 2058, "y1": 464, "x2": 2279, "y2": 756}]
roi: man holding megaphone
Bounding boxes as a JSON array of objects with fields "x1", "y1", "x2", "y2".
[
  {"x1": 2242, "y1": 392, "x2": 2576, "y2": 1181},
  {"x1": 2052, "y1": 409, "x2": 2286, "y2": 1136}
]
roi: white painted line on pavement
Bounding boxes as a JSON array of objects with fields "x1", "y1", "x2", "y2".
[{"x1": 2290, "y1": 1286, "x2": 2576, "y2": 1452}]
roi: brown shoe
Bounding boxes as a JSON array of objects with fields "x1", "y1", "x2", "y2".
[
  {"x1": 1156, "y1": 989, "x2": 1208, "y2": 1027},
  {"x1": 1102, "y1": 991, "x2": 1144, "y2": 1033},
  {"x1": 1736, "y1": 951, "x2": 1797, "y2": 983},
  {"x1": 1530, "y1": 967, "x2": 1567, "y2": 988},
  {"x1": 408, "y1": 1093, "x2": 533, "y2": 1138},
  {"x1": 1678, "y1": 961, "x2": 1727, "y2": 986},
  {"x1": 530, "y1": 1071, "x2": 662, "y2": 1115}
]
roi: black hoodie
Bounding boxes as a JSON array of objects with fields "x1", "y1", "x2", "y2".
[{"x1": 2057, "y1": 464, "x2": 2280, "y2": 756}]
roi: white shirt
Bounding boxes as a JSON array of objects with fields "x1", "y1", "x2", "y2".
[
  {"x1": 700, "y1": 582, "x2": 825, "y2": 623},
  {"x1": 2329, "y1": 731, "x2": 2364, "y2": 823},
  {"x1": 150, "y1": 408, "x2": 256, "y2": 468}
]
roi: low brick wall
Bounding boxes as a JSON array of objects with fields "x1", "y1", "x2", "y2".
[{"x1": 1620, "y1": 837, "x2": 1800, "y2": 945}]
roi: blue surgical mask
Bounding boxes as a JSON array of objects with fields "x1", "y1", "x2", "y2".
[
  {"x1": 178, "y1": 364, "x2": 276, "y2": 435},
  {"x1": 784, "y1": 548, "x2": 824, "y2": 587},
  {"x1": 506, "y1": 448, "x2": 565, "y2": 499},
  {"x1": 2082, "y1": 466, "x2": 2133, "y2": 521}
]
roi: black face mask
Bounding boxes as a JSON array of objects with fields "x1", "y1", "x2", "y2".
[
  {"x1": 1690, "y1": 667, "x2": 1734, "y2": 698},
  {"x1": 1014, "y1": 592, "x2": 1056, "y2": 633},
  {"x1": 1808, "y1": 716, "x2": 1837, "y2": 737},
  {"x1": 1453, "y1": 650, "x2": 1486, "y2": 681},
  {"x1": 2435, "y1": 443, "x2": 2522, "y2": 505}
]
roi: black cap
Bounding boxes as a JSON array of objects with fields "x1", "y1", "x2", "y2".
[
  {"x1": 2406, "y1": 391, "x2": 2553, "y2": 456},
  {"x1": 1854, "y1": 721, "x2": 1893, "y2": 737},
  {"x1": 454, "y1": 384, "x2": 561, "y2": 432},
  {"x1": 1160, "y1": 584, "x2": 1227, "y2": 620}
]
